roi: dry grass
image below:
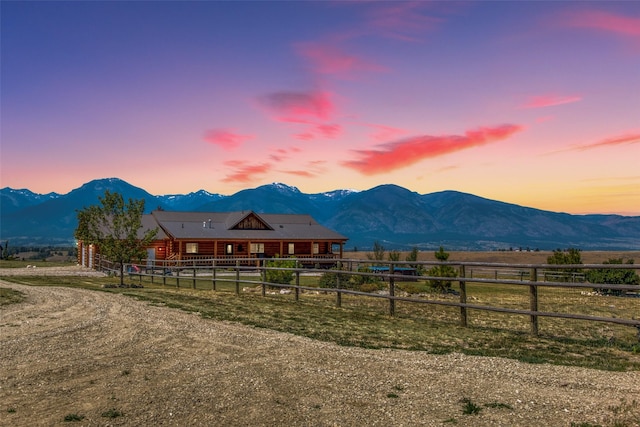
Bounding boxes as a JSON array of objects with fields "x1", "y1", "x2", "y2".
[
  {"x1": 0, "y1": 287, "x2": 25, "y2": 306},
  {"x1": 344, "y1": 250, "x2": 640, "y2": 264},
  {"x1": 2, "y1": 271, "x2": 639, "y2": 371}
]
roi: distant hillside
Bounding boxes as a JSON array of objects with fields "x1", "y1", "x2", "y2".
[{"x1": 1, "y1": 178, "x2": 639, "y2": 250}]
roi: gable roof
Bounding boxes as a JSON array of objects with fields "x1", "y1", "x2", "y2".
[
  {"x1": 140, "y1": 213, "x2": 168, "y2": 239},
  {"x1": 146, "y1": 210, "x2": 347, "y2": 241}
]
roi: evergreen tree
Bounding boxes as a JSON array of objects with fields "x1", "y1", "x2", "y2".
[{"x1": 427, "y1": 247, "x2": 457, "y2": 292}]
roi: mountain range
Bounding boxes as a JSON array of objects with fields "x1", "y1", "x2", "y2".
[{"x1": 1, "y1": 177, "x2": 639, "y2": 250}]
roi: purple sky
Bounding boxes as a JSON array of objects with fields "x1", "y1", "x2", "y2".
[{"x1": 1, "y1": 1, "x2": 639, "y2": 214}]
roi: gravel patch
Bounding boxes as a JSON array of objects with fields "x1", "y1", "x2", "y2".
[{"x1": 1, "y1": 267, "x2": 639, "y2": 426}]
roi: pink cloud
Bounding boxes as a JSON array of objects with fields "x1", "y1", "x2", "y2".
[
  {"x1": 280, "y1": 159, "x2": 329, "y2": 178},
  {"x1": 221, "y1": 161, "x2": 272, "y2": 183},
  {"x1": 342, "y1": 124, "x2": 524, "y2": 175},
  {"x1": 294, "y1": 132, "x2": 315, "y2": 141},
  {"x1": 366, "y1": 123, "x2": 409, "y2": 142},
  {"x1": 282, "y1": 170, "x2": 316, "y2": 178},
  {"x1": 316, "y1": 124, "x2": 342, "y2": 139},
  {"x1": 203, "y1": 129, "x2": 253, "y2": 150},
  {"x1": 260, "y1": 90, "x2": 335, "y2": 122},
  {"x1": 570, "y1": 132, "x2": 640, "y2": 152},
  {"x1": 296, "y1": 42, "x2": 386, "y2": 78},
  {"x1": 564, "y1": 10, "x2": 640, "y2": 38},
  {"x1": 520, "y1": 94, "x2": 582, "y2": 109}
]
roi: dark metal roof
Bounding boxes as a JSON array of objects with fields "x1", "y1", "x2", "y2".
[
  {"x1": 140, "y1": 214, "x2": 168, "y2": 239},
  {"x1": 145, "y1": 210, "x2": 347, "y2": 241}
]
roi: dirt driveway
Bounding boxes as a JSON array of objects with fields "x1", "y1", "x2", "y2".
[{"x1": 1, "y1": 267, "x2": 639, "y2": 426}]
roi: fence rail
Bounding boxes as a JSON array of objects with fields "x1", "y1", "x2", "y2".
[{"x1": 95, "y1": 256, "x2": 640, "y2": 340}]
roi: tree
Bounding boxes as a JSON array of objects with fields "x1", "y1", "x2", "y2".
[
  {"x1": 406, "y1": 247, "x2": 419, "y2": 263},
  {"x1": 586, "y1": 258, "x2": 640, "y2": 296},
  {"x1": 0, "y1": 240, "x2": 8, "y2": 260},
  {"x1": 547, "y1": 248, "x2": 583, "y2": 282},
  {"x1": 426, "y1": 247, "x2": 457, "y2": 292},
  {"x1": 388, "y1": 250, "x2": 401, "y2": 262},
  {"x1": 367, "y1": 240, "x2": 385, "y2": 262},
  {"x1": 75, "y1": 190, "x2": 157, "y2": 286},
  {"x1": 406, "y1": 246, "x2": 425, "y2": 275},
  {"x1": 547, "y1": 248, "x2": 582, "y2": 265}
]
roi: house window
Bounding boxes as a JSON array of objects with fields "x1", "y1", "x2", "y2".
[
  {"x1": 313, "y1": 243, "x2": 319, "y2": 254},
  {"x1": 186, "y1": 243, "x2": 198, "y2": 254},
  {"x1": 225, "y1": 244, "x2": 233, "y2": 255},
  {"x1": 288, "y1": 243, "x2": 295, "y2": 255},
  {"x1": 250, "y1": 243, "x2": 265, "y2": 254}
]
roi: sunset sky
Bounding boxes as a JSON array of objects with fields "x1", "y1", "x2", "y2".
[{"x1": 1, "y1": 1, "x2": 639, "y2": 215}]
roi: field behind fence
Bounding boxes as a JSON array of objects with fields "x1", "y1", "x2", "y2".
[{"x1": 96, "y1": 256, "x2": 640, "y2": 344}]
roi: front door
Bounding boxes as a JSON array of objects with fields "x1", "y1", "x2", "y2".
[{"x1": 147, "y1": 248, "x2": 155, "y2": 268}]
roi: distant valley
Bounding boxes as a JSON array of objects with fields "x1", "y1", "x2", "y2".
[{"x1": 1, "y1": 177, "x2": 639, "y2": 250}]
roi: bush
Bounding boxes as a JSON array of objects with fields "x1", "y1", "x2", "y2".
[
  {"x1": 350, "y1": 266, "x2": 383, "y2": 292},
  {"x1": 319, "y1": 269, "x2": 351, "y2": 289},
  {"x1": 319, "y1": 266, "x2": 383, "y2": 292},
  {"x1": 264, "y1": 257, "x2": 296, "y2": 285},
  {"x1": 357, "y1": 281, "x2": 385, "y2": 293},
  {"x1": 586, "y1": 258, "x2": 640, "y2": 296}
]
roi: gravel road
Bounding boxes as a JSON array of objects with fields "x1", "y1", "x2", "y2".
[{"x1": 1, "y1": 267, "x2": 639, "y2": 426}]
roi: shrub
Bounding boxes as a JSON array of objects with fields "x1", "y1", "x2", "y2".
[
  {"x1": 460, "y1": 398, "x2": 482, "y2": 415},
  {"x1": 587, "y1": 258, "x2": 640, "y2": 296},
  {"x1": 357, "y1": 281, "x2": 385, "y2": 293},
  {"x1": 398, "y1": 282, "x2": 426, "y2": 295},
  {"x1": 64, "y1": 413, "x2": 85, "y2": 422},
  {"x1": 101, "y1": 408, "x2": 122, "y2": 419},
  {"x1": 264, "y1": 257, "x2": 296, "y2": 285},
  {"x1": 350, "y1": 266, "x2": 383, "y2": 292},
  {"x1": 319, "y1": 269, "x2": 351, "y2": 289},
  {"x1": 319, "y1": 266, "x2": 383, "y2": 292}
]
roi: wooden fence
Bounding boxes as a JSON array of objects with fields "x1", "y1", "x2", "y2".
[{"x1": 95, "y1": 256, "x2": 640, "y2": 340}]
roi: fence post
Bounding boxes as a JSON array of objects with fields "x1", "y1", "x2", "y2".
[
  {"x1": 295, "y1": 270, "x2": 300, "y2": 302},
  {"x1": 389, "y1": 263, "x2": 395, "y2": 317},
  {"x1": 192, "y1": 260, "x2": 196, "y2": 289},
  {"x1": 530, "y1": 267, "x2": 539, "y2": 336},
  {"x1": 162, "y1": 260, "x2": 166, "y2": 286},
  {"x1": 261, "y1": 260, "x2": 266, "y2": 297},
  {"x1": 235, "y1": 260, "x2": 240, "y2": 295},
  {"x1": 212, "y1": 259, "x2": 216, "y2": 291},
  {"x1": 335, "y1": 261, "x2": 342, "y2": 307},
  {"x1": 459, "y1": 265, "x2": 467, "y2": 327},
  {"x1": 176, "y1": 265, "x2": 180, "y2": 288}
]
